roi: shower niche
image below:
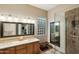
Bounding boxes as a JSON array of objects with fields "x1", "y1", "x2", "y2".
[{"x1": 50, "y1": 22, "x2": 60, "y2": 47}]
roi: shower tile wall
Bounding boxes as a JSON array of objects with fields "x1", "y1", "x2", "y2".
[{"x1": 65, "y1": 7, "x2": 79, "y2": 54}]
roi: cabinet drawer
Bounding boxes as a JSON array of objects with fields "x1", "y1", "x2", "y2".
[{"x1": 16, "y1": 44, "x2": 26, "y2": 50}]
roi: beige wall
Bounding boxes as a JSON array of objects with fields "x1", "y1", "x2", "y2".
[
  {"x1": 0, "y1": 4, "x2": 47, "y2": 18},
  {"x1": 0, "y1": 4, "x2": 48, "y2": 43},
  {"x1": 48, "y1": 4, "x2": 79, "y2": 53},
  {"x1": 48, "y1": 4, "x2": 79, "y2": 19}
]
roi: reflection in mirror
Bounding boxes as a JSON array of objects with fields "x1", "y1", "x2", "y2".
[
  {"x1": 1, "y1": 22, "x2": 34, "y2": 37},
  {"x1": 3, "y1": 23, "x2": 16, "y2": 36},
  {"x1": 50, "y1": 22, "x2": 60, "y2": 47},
  {"x1": 18, "y1": 24, "x2": 22, "y2": 35},
  {"x1": 17, "y1": 23, "x2": 34, "y2": 35},
  {"x1": 21, "y1": 24, "x2": 28, "y2": 35}
]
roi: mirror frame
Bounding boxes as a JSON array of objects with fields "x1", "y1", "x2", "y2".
[
  {"x1": 50, "y1": 21, "x2": 60, "y2": 47},
  {"x1": 0, "y1": 21, "x2": 35, "y2": 38}
]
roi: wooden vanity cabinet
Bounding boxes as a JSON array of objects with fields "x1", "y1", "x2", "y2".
[
  {"x1": 15, "y1": 42, "x2": 40, "y2": 54},
  {"x1": 0, "y1": 41, "x2": 40, "y2": 54},
  {"x1": 9, "y1": 47, "x2": 15, "y2": 54},
  {"x1": 15, "y1": 44, "x2": 27, "y2": 54},
  {"x1": 0, "y1": 47, "x2": 15, "y2": 54},
  {"x1": 33, "y1": 42, "x2": 40, "y2": 54},
  {"x1": 26, "y1": 43, "x2": 34, "y2": 54},
  {"x1": 16, "y1": 48, "x2": 27, "y2": 54}
]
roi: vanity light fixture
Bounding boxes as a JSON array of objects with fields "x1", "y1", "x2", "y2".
[
  {"x1": 26, "y1": 16, "x2": 35, "y2": 23},
  {"x1": 23, "y1": 18, "x2": 27, "y2": 23},
  {"x1": 27, "y1": 19, "x2": 31, "y2": 23},
  {"x1": 31, "y1": 20, "x2": 35, "y2": 23},
  {"x1": 8, "y1": 14, "x2": 12, "y2": 19},
  {"x1": 0, "y1": 14, "x2": 35, "y2": 23},
  {"x1": 7, "y1": 14, "x2": 13, "y2": 22},
  {"x1": 0, "y1": 14, "x2": 6, "y2": 21},
  {"x1": 54, "y1": 22, "x2": 59, "y2": 26},
  {"x1": 14, "y1": 17, "x2": 19, "y2": 22}
]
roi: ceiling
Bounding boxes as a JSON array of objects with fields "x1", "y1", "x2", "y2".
[{"x1": 30, "y1": 4, "x2": 58, "y2": 11}]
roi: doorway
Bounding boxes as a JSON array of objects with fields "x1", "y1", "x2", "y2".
[{"x1": 50, "y1": 22, "x2": 60, "y2": 47}]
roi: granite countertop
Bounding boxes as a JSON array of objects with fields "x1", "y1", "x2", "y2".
[{"x1": 0, "y1": 37, "x2": 40, "y2": 49}]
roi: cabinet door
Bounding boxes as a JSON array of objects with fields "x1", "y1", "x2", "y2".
[
  {"x1": 16, "y1": 48, "x2": 26, "y2": 54},
  {"x1": 3, "y1": 49, "x2": 10, "y2": 54},
  {"x1": 26, "y1": 43, "x2": 33, "y2": 54},
  {"x1": 16, "y1": 44, "x2": 26, "y2": 50},
  {"x1": 0, "y1": 47, "x2": 15, "y2": 54},
  {"x1": 9, "y1": 47, "x2": 15, "y2": 54},
  {"x1": 0, "y1": 49, "x2": 5, "y2": 54},
  {"x1": 16, "y1": 44, "x2": 27, "y2": 54},
  {"x1": 0, "y1": 49, "x2": 9, "y2": 54},
  {"x1": 4, "y1": 47, "x2": 15, "y2": 54},
  {"x1": 33, "y1": 42, "x2": 40, "y2": 54}
]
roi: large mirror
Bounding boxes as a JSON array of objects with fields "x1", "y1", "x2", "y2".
[
  {"x1": 17, "y1": 23, "x2": 34, "y2": 35},
  {"x1": 50, "y1": 22, "x2": 60, "y2": 47},
  {"x1": 2, "y1": 22, "x2": 17, "y2": 37},
  {"x1": 17, "y1": 24, "x2": 29, "y2": 35},
  {"x1": 1, "y1": 22, "x2": 34, "y2": 37}
]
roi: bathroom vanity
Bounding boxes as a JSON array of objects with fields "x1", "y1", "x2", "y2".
[
  {"x1": 0, "y1": 21, "x2": 40, "y2": 54},
  {"x1": 0, "y1": 37, "x2": 40, "y2": 54}
]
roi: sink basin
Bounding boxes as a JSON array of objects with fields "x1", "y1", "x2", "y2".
[{"x1": 17, "y1": 39, "x2": 26, "y2": 41}]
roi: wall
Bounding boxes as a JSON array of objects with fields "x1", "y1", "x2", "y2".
[
  {"x1": 0, "y1": 4, "x2": 47, "y2": 18},
  {"x1": 65, "y1": 7, "x2": 79, "y2": 53},
  {"x1": 0, "y1": 4, "x2": 48, "y2": 43},
  {"x1": 48, "y1": 4, "x2": 79, "y2": 53},
  {"x1": 48, "y1": 4, "x2": 79, "y2": 19}
]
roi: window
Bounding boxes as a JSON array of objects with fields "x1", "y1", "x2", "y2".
[{"x1": 37, "y1": 16, "x2": 46, "y2": 35}]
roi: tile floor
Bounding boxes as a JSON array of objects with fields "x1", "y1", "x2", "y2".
[{"x1": 41, "y1": 48, "x2": 62, "y2": 54}]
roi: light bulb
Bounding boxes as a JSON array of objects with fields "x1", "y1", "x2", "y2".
[
  {"x1": 55, "y1": 22, "x2": 59, "y2": 26},
  {"x1": 0, "y1": 15, "x2": 5, "y2": 21},
  {"x1": 7, "y1": 15, "x2": 13, "y2": 22},
  {"x1": 8, "y1": 16, "x2": 12, "y2": 20},
  {"x1": 23, "y1": 19, "x2": 26, "y2": 22},
  {"x1": 31, "y1": 20, "x2": 35, "y2": 23},
  {"x1": 14, "y1": 17, "x2": 19, "y2": 22},
  {"x1": 27, "y1": 19, "x2": 31, "y2": 23}
]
